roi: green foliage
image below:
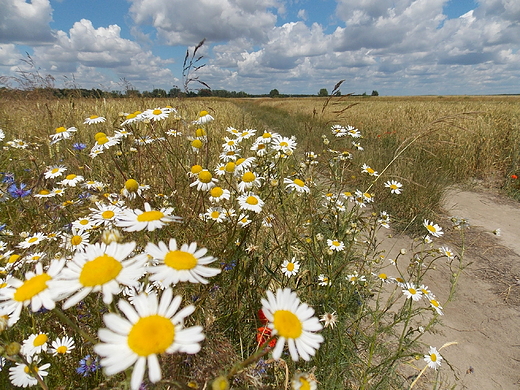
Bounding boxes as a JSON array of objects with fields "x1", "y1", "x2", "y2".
[{"x1": 318, "y1": 88, "x2": 328, "y2": 97}]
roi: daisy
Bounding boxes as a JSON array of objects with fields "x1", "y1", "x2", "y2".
[
  {"x1": 49, "y1": 336, "x2": 75, "y2": 356},
  {"x1": 144, "y1": 107, "x2": 169, "y2": 121},
  {"x1": 424, "y1": 346, "x2": 443, "y2": 370},
  {"x1": 292, "y1": 372, "x2": 317, "y2": 390},
  {"x1": 114, "y1": 129, "x2": 132, "y2": 138},
  {"x1": 237, "y1": 193, "x2": 264, "y2": 214},
  {"x1": 24, "y1": 252, "x2": 46, "y2": 263},
  {"x1": 9, "y1": 355, "x2": 50, "y2": 388},
  {"x1": 385, "y1": 180, "x2": 403, "y2": 194},
  {"x1": 193, "y1": 110, "x2": 214, "y2": 124},
  {"x1": 22, "y1": 333, "x2": 48, "y2": 356},
  {"x1": 202, "y1": 207, "x2": 227, "y2": 223},
  {"x1": 34, "y1": 189, "x2": 55, "y2": 198},
  {"x1": 58, "y1": 173, "x2": 84, "y2": 187},
  {"x1": 423, "y1": 219, "x2": 444, "y2": 237},
  {"x1": 190, "y1": 170, "x2": 217, "y2": 191},
  {"x1": 50, "y1": 126, "x2": 77, "y2": 144},
  {"x1": 319, "y1": 312, "x2": 338, "y2": 329},
  {"x1": 121, "y1": 111, "x2": 144, "y2": 126},
  {"x1": 346, "y1": 271, "x2": 366, "y2": 284},
  {"x1": 93, "y1": 288, "x2": 205, "y2": 390},
  {"x1": 284, "y1": 178, "x2": 310, "y2": 194},
  {"x1": 44, "y1": 165, "x2": 67, "y2": 179},
  {"x1": 84, "y1": 115, "x2": 106, "y2": 125},
  {"x1": 281, "y1": 258, "x2": 300, "y2": 277},
  {"x1": 318, "y1": 274, "x2": 331, "y2": 286},
  {"x1": 222, "y1": 137, "x2": 240, "y2": 152},
  {"x1": 402, "y1": 282, "x2": 423, "y2": 301},
  {"x1": 83, "y1": 180, "x2": 105, "y2": 191},
  {"x1": 250, "y1": 140, "x2": 269, "y2": 156},
  {"x1": 0, "y1": 259, "x2": 65, "y2": 325},
  {"x1": 439, "y1": 246, "x2": 455, "y2": 260},
  {"x1": 61, "y1": 229, "x2": 90, "y2": 252},
  {"x1": 72, "y1": 216, "x2": 96, "y2": 231},
  {"x1": 260, "y1": 288, "x2": 323, "y2": 361},
  {"x1": 352, "y1": 141, "x2": 364, "y2": 150},
  {"x1": 90, "y1": 202, "x2": 125, "y2": 227},
  {"x1": 145, "y1": 239, "x2": 221, "y2": 285},
  {"x1": 272, "y1": 136, "x2": 297, "y2": 155},
  {"x1": 116, "y1": 202, "x2": 182, "y2": 232},
  {"x1": 226, "y1": 126, "x2": 240, "y2": 136},
  {"x1": 234, "y1": 157, "x2": 256, "y2": 174},
  {"x1": 262, "y1": 214, "x2": 275, "y2": 228},
  {"x1": 208, "y1": 186, "x2": 231, "y2": 203},
  {"x1": 165, "y1": 129, "x2": 182, "y2": 137},
  {"x1": 50, "y1": 187, "x2": 66, "y2": 197},
  {"x1": 361, "y1": 163, "x2": 379, "y2": 177},
  {"x1": 257, "y1": 131, "x2": 281, "y2": 144},
  {"x1": 17, "y1": 232, "x2": 47, "y2": 249},
  {"x1": 429, "y1": 298, "x2": 444, "y2": 315},
  {"x1": 347, "y1": 126, "x2": 361, "y2": 138},
  {"x1": 237, "y1": 171, "x2": 262, "y2": 192},
  {"x1": 327, "y1": 239, "x2": 345, "y2": 252},
  {"x1": 237, "y1": 213, "x2": 252, "y2": 227},
  {"x1": 50, "y1": 241, "x2": 147, "y2": 309}
]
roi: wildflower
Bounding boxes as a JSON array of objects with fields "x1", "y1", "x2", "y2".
[
  {"x1": 284, "y1": 177, "x2": 310, "y2": 194},
  {"x1": 234, "y1": 157, "x2": 256, "y2": 174},
  {"x1": 256, "y1": 326, "x2": 276, "y2": 348},
  {"x1": 191, "y1": 139, "x2": 203, "y2": 153},
  {"x1": 116, "y1": 202, "x2": 182, "y2": 232},
  {"x1": 424, "y1": 346, "x2": 443, "y2": 370},
  {"x1": 190, "y1": 170, "x2": 217, "y2": 191},
  {"x1": 90, "y1": 202, "x2": 124, "y2": 227},
  {"x1": 50, "y1": 241, "x2": 147, "y2": 309},
  {"x1": 59, "y1": 173, "x2": 84, "y2": 187},
  {"x1": 262, "y1": 214, "x2": 275, "y2": 227},
  {"x1": 49, "y1": 336, "x2": 75, "y2": 356},
  {"x1": 208, "y1": 186, "x2": 231, "y2": 203},
  {"x1": 202, "y1": 207, "x2": 227, "y2": 223},
  {"x1": 193, "y1": 110, "x2": 214, "y2": 124},
  {"x1": 76, "y1": 354, "x2": 100, "y2": 377},
  {"x1": 144, "y1": 107, "x2": 169, "y2": 121},
  {"x1": 237, "y1": 193, "x2": 264, "y2": 214},
  {"x1": 73, "y1": 142, "x2": 87, "y2": 150},
  {"x1": 9, "y1": 355, "x2": 50, "y2": 388},
  {"x1": 44, "y1": 165, "x2": 67, "y2": 179},
  {"x1": 327, "y1": 239, "x2": 345, "y2": 252},
  {"x1": 439, "y1": 246, "x2": 455, "y2": 260},
  {"x1": 361, "y1": 163, "x2": 379, "y2": 177},
  {"x1": 21, "y1": 333, "x2": 48, "y2": 356},
  {"x1": 511, "y1": 174, "x2": 518, "y2": 180},
  {"x1": 84, "y1": 115, "x2": 106, "y2": 125},
  {"x1": 61, "y1": 229, "x2": 90, "y2": 252},
  {"x1": 237, "y1": 213, "x2": 252, "y2": 227},
  {"x1": 347, "y1": 126, "x2": 362, "y2": 138},
  {"x1": 292, "y1": 372, "x2": 317, "y2": 390},
  {"x1": 237, "y1": 171, "x2": 262, "y2": 192},
  {"x1": 260, "y1": 288, "x2": 323, "y2": 361},
  {"x1": 145, "y1": 239, "x2": 221, "y2": 285},
  {"x1": 94, "y1": 288, "x2": 205, "y2": 390},
  {"x1": 318, "y1": 274, "x2": 331, "y2": 286},
  {"x1": 272, "y1": 136, "x2": 297, "y2": 155},
  {"x1": 25, "y1": 252, "x2": 46, "y2": 263},
  {"x1": 402, "y1": 282, "x2": 423, "y2": 301},
  {"x1": 212, "y1": 376, "x2": 230, "y2": 390},
  {"x1": 281, "y1": 258, "x2": 300, "y2": 277},
  {"x1": 17, "y1": 232, "x2": 47, "y2": 249},
  {"x1": 8, "y1": 183, "x2": 31, "y2": 198},
  {"x1": 34, "y1": 189, "x2": 55, "y2": 198},
  {"x1": 423, "y1": 235, "x2": 433, "y2": 244},
  {"x1": 429, "y1": 298, "x2": 444, "y2": 315},
  {"x1": 352, "y1": 141, "x2": 364, "y2": 150},
  {"x1": 423, "y1": 219, "x2": 444, "y2": 237},
  {"x1": 72, "y1": 216, "x2": 95, "y2": 231},
  {"x1": 346, "y1": 271, "x2": 366, "y2": 284},
  {"x1": 50, "y1": 126, "x2": 77, "y2": 144},
  {"x1": 165, "y1": 129, "x2": 182, "y2": 137},
  {"x1": 385, "y1": 180, "x2": 403, "y2": 194},
  {"x1": 222, "y1": 137, "x2": 240, "y2": 151},
  {"x1": 319, "y1": 312, "x2": 338, "y2": 329}
]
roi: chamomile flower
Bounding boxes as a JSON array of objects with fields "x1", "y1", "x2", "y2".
[
  {"x1": 284, "y1": 178, "x2": 310, "y2": 194},
  {"x1": 292, "y1": 372, "x2": 317, "y2": 390},
  {"x1": 361, "y1": 163, "x2": 379, "y2": 177},
  {"x1": 17, "y1": 232, "x2": 47, "y2": 249},
  {"x1": 61, "y1": 229, "x2": 90, "y2": 252},
  {"x1": 116, "y1": 203, "x2": 182, "y2": 232},
  {"x1": 234, "y1": 157, "x2": 256, "y2": 174},
  {"x1": 44, "y1": 165, "x2": 67, "y2": 179},
  {"x1": 72, "y1": 216, "x2": 96, "y2": 231},
  {"x1": 202, "y1": 207, "x2": 228, "y2": 223},
  {"x1": 237, "y1": 171, "x2": 262, "y2": 192},
  {"x1": 385, "y1": 180, "x2": 403, "y2": 194},
  {"x1": 319, "y1": 312, "x2": 338, "y2": 329},
  {"x1": 0, "y1": 259, "x2": 65, "y2": 323},
  {"x1": 145, "y1": 239, "x2": 221, "y2": 285},
  {"x1": 347, "y1": 126, "x2": 361, "y2": 138},
  {"x1": 58, "y1": 173, "x2": 84, "y2": 187},
  {"x1": 50, "y1": 241, "x2": 147, "y2": 309},
  {"x1": 9, "y1": 355, "x2": 50, "y2": 388},
  {"x1": 237, "y1": 213, "x2": 252, "y2": 227},
  {"x1": 84, "y1": 115, "x2": 106, "y2": 125},
  {"x1": 317, "y1": 274, "x2": 331, "y2": 286},
  {"x1": 93, "y1": 288, "x2": 205, "y2": 390},
  {"x1": 222, "y1": 137, "x2": 240, "y2": 151},
  {"x1": 83, "y1": 180, "x2": 105, "y2": 191},
  {"x1": 34, "y1": 189, "x2": 55, "y2": 198},
  {"x1": 25, "y1": 252, "x2": 46, "y2": 263},
  {"x1": 257, "y1": 131, "x2": 280, "y2": 144},
  {"x1": 439, "y1": 246, "x2": 455, "y2": 260},
  {"x1": 423, "y1": 219, "x2": 444, "y2": 237},
  {"x1": 49, "y1": 336, "x2": 75, "y2": 356},
  {"x1": 237, "y1": 193, "x2": 264, "y2": 213},
  {"x1": 90, "y1": 202, "x2": 124, "y2": 227},
  {"x1": 429, "y1": 298, "x2": 444, "y2": 315},
  {"x1": 260, "y1": 288, "x2": 323, "y2": 361},
  {"x1": 327, "y1": 239, "x2": 345, "y2": 252},
  {"x1": 144, "y1": 107, "x2": 169, "y2": 121},
  {"x1": 193, "y1": 110, "x2": 214, "y2": 124},
  {"x1": 208, "y1": 186, "x2": 231, "y2": 203},
  {"x1": 190, "y1": 170, "x2": 217, "y2": 191},
  {"x1": 22, "y1": 333, "x2": 48, "y2": 356},
  {"x1": 424, "y1": 346, "x2": 443, "y2": 370},
  {"x1": 402, "y1": 282, "x2": 423, "y2": 301},
  {"x1": 281, "y1": 258, "x2": 300, "y2": 277},
  {"x1": 272, "y1": 136, "x2": 297, "y2": 155},
  {"x1": 346, "y1": 271, "x2": 366, "y2": 284},
  {"x1": 50, "y1": 126, "x2": 77, "y2": 144}
]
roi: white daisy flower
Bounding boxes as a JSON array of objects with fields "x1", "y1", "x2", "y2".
[
  {"x1": 93, "y1": 288, "x2": 205, "y2": 390},
  {"x1": 193, "y1": 110, "x2": 214, "y2": 124},
  {"x1": 44, "y1": 165, "x2": 67, "y2": 179},
  {"x1": 116, "y1": 202, "x2": 182, "y2": 232},
  {"x1": 423, "y1": 219, "x2": 443, "y2": 237},
  {"x1": 237, "y1": 213, "x2": 252, "y2": 227},
  {"x1": 17, "y1": 232, "x2": 47, "y2": 249},
  {"x1": 84, "y1": 115, "x2": 106, "y2": 125},
  {"x1": 190, "y1": 170, "x2": 217, "y2": 192},
  {"x1": 261, "y1": 288, "x2": 323, "y2": 361},
  {"x1": 439, "y1": 246, "x2": 455, "y2": 260},
  {"x1": 292, "y1": 372, "x2": 317, "y2": 390},
  {"x1": 61, "y1": 229, "x2": 90, "y2": 252},
  {"x1": 9, "y1": 355, "x2": 50, "y2": 388},
  {"x1": 385, "y1": 180, "x2": 403, "y2": 194},
  {"x1": 361, "y1": 163, "x2": 379, "y2": 177},
  {"x1": 237, "y1": 171, "x2": 262, "y2": 193},
  {"x1": 284, "y1": 178, "x2": 310, "y2": 194},
  {"x1": 424, "y1": 346, "x2": 443, "y2": 370},
  {"x1": 272, "y1": 136, "x2": 297, "y2": 154},
  {"x1": 237, "y1": 192, "x2": 264, "y2": 213},
  {"x1": 327, "y1": 239, "x2": 345, "y2": 252},
  {"x1": 317, "y1": 274, "x2": 331, "y2": 286},
  {"x1": 208, "y1": 186, "x2": 231, "y2": 203},
  {"x1": 402, "y1": 282, "x2": 423, "y2": 301},
  {"x1": 50, "y1": 126, "x2": 77, "y2": 145},
  {"x1": 21, "y1": 333, "x2": 49, "y2": 356},
  {"x1": 143, "y1": 107, "x2": 169, "y2": 121},
  {"x1": 281, "y1": 258, "x2": 301, "y2": 277},
  {"x1": 58, "y1": 173, "x2": 84, "y2": 187},
  {"x1": 90, "y1": 202, "x2": 125, "y2": 227},
  {"x1": 145, "y1": 239, "x2": 221, "y2": 285},
  {"x1": 49, "y1": 336, "x2": 75, "y2": 356},
  {"x1": 202, "y1": 207, "x2": 228, "y2": 223},
  {"x1": 72, "y1": 216, "x2": 96, "y2": 231}
]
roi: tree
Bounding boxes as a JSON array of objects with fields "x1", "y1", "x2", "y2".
[
  {"x1": 318, "y1": 88, "x2": 328, "y2": 97},
  {"x1": 269, "y1": 89, "x2": 280, "y2": 98},
  {"x1": 371, "y1": 90, "x2": 379, "y2": 96}
]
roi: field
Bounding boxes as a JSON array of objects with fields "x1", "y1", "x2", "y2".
[{"x1": 0, "y1": 94, "x2": 519, "y2": 389}]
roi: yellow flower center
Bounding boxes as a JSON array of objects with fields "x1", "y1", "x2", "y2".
[
  {"x1": 164, "y1": 250, "x2": 198, "y2": 270},
  {"x1": 39, "y1": 190, "x2": 50, "y2": 195},
  {"x1": 293, "y1": 179, "x2": 305, "y2": 187},
  {"x1": 71, "y1": 235, "x2": 83, "y2": 246},
  {"x1": 24, "y1": 364, "x2": 39, "y2": 375},
  {"x1": 262, "y1": 132, "x2": 272, "y2": 138},
  {"x1": 224, "y1": 162, "x2": 236, "y2": 172},
  {"x1": 279, "y1": 141, "x2": 289, "y2": 147},
  {"x1": 299, "y1": 378, "x2": 311, "y2": 390},
  {"x1": 89, "y1": 115, "x2": 99, "y2": 119},
  {"x1": 210, "y1": 211, "x2": 221, "y2": 219},
  {"x1": 152, "y1": 109, "x2": 162, "y2": 116},
  {"x1": 126, "y1": 113, "x2": 136, "y2": 119},
  {"x1": 33, "y1": 334, "x2": 48, "y2": 346},
  {"x1": 191, "y1": 139, "x2": 203, "y2": 149},
  {"x1": 242, "y1": 172, "x2": 256, "y2": 183},
  {"x1": 195, "y1": 128, "x2": 206, "y2": 137},
  {"x1": 367, "y1": 167, "x2": 375, "y2": 174},
  {"x1": 101, "y1": 210, "x2": 115, "y2": 219},
  {"x1": 430, "y1": 353, "x2": 437, "y2": 362},
  {"x1": 97, "y1": 136, "x2": 109, "y2": 145},
  {"x1": 14, "y1": 274, "x2": 51, "y2": 302},
  {"x1": 286, "y1": 263, "x2": 295, "y2": 271},
  {"x1": 199, "y1": 110, "x2": 208, "y2": 117},
  {"x1": 246, "y1": 196, "x2": 258, "y2": 205},
  {"x1": 210, "y1": 187, "x2": 224, "y2": 197},
  {"x1": 8, "y1": 254, "x2": 21, "y2": 263},
  {"x1": 65, "y1": 174, "x2": 77, "y2": 180},
  {"x1": 79, "y1": 254, "x2": 122, "y2": 286},
  {"x1": 191, "y1": 165, "x2": 203, "y2": 175},
  {"x1": 273, "y1": 310, "x2": 302, "y2": 339},
  {"x1": 430, "y1": 299, "x2": 440, "y2": 307},
  {"x1": 332, "y1": 240, "x2": 340, "y2": 246},
  {"x1": 390, "y1": 184, "x2": 398, "y2": 190},
  {"x1": 125, "y1": 179, "x2": 139, "y2": 192},
  {"x1": 94, "y1": 132, "x2": 106, "y2": 140},
  {"x1": 426, "y1": 225, "x2": 436, "y2": 233},
  {"x1": 378, "y1": 273, "x2": 387, "y2": 280},
  {"x1": 408, "y1": 288, "x2": 417, "y2": 295},
  {"x1": 128, "y1": 315, "x2": 175, "y2": 356},
  {"x1": 51, "y1": 168, "x2": 60, "y2": 174},
  {"x1": 56, "y1": 346, "x2": 68, "y2": 354},
  {"x1": 55, "y1": 126, "x2": 66, "y2": 133},
  {"x1": 137, "y1": 210, "x2": 164, "y2": 222},
  {"x1": 28, "y1": 237, "x2": 39, "y2": 243},
  {"x1": 198, "y1": 170, "x2": 213, "y2": 183},
  {"x1": 79, "y1": 219, "x2": 89, "y2": 225},
  {"x1": 235, "y1": 158, "x2": 246, "y2": 165}
]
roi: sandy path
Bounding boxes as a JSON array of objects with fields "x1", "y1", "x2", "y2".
[{"x1": 380, "y1": 188, "x2": 520, "y2": 389}]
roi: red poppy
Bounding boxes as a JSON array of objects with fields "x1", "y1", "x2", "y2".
[
  {"x1": 511, "y1": 174, "x2": 518, "y2": 180},
  {"x1": 256, "y1": 326, "x2": 276, "y2": 348},
  {"x1": 257, "y1": 308, "x2": 268, "y2": 325}
]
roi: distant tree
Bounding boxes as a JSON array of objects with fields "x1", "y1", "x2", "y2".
[
  {"x1": 371, "y1": 90, "x2": 379, "y2": 96},
  {"x1": 151, "y1": 88, "x2": 167, "y2": 98},
  {"x1": 168, "y1": 87, "x2": 182, "y2": 97},
  {"x1": 269, "y1": 89, "x2": 280, "y2": 98},
  {"x1": 318, "y1": 88, "x2": 328, "y2": 97},
  {"x1": 198, "y1": 88, "x2": 212, "y2": 97}
]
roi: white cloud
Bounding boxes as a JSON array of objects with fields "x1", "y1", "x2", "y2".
[
  {"x1": 0, "y1": 43, "x2": 21, "y2": 67},
  {"x1": 128, "y1": 0, "x2": 281, "y2": 45},
  {"x1": 0, "y1": 0, "x2": 55, "y2": 44}
]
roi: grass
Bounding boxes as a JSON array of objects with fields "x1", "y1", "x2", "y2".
[{"x1": 0, "y1": 93, "x2": 515, "y2": 389}]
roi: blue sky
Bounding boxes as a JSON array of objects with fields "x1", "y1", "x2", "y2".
[{"x1": 1, "y1": 0, "x2": 518, "y2": 95}]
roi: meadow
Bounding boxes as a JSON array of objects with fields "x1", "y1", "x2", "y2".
[{"x1": 0, "y1": 93, "x2": 518, "y2": 389}]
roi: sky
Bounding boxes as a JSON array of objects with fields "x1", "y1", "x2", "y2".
[{"x1": 0, "y1": 0, "x2": 519, "y2": 96}]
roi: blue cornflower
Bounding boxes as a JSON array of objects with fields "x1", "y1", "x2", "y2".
[
  {"x1": 76, "y1": 354, "x2": 100, "y2": 377},
  {"x1": 1, "y1": 172, "x2": 15, "y2": 184},
  {"x1": 7, "y1": 182, "x2": 31, "y2": 198},
  {"x1": 72, "y1": 143, "x2": 87, "y2": 151}
]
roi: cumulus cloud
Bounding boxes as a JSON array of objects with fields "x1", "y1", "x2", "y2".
[
  {"x1": 0, "y1": 0, "x2": 55, "y2": 44},
  {"x1": 0, "y1": 43, "x2": 21, "y2": 67},
  {"x1": 128, "y1": 0, "x2": 281, "y2": 45}
]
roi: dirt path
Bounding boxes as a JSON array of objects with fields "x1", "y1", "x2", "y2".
[{"x1": 381, "y1": 188, "x2": 520, "y2": 389}]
